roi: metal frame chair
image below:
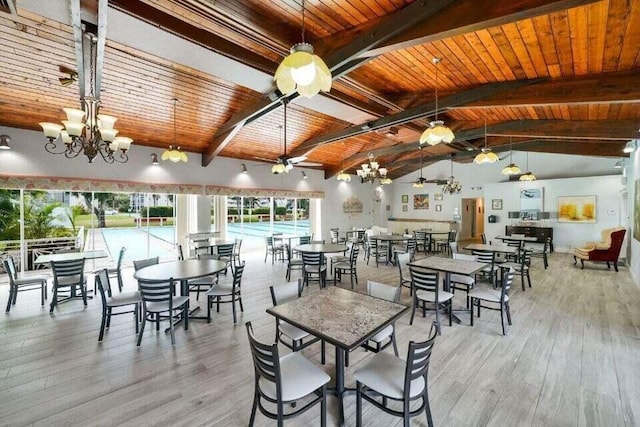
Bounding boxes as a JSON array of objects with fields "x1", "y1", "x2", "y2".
[
  {"x1": 137, "y1": 276, "x2": 189, "y2": 346},
  {"x1": 396, "y1": 252, "x2": 412, "y2": 296},
  {"x1": 469, "y1": 268, "x2": 515, "y2": 335},
  {"x1": 409, "y1": 266, "x2": 453, "y2": 335},
  {"x1": 302, "y1": 252, "x2": 326, "y2": 288},
  {"x1": 49, "y1": 258, "x2": 87, "y2": 312},
  {"x1": 95, "y1": 269, "x2": 140, "y2": 342},
  {"x1": 359, "y1": 281, "x2": 400, "y2": 356},
  {"x1": 205, "y1": 261, "x2": 245, "y2": 323},
  {"x1": 333, "y1": 245, "x2": 360, "y2": 288},
  {"x1": 3, "y1": 256, "x2": 48, "y2": 313}
]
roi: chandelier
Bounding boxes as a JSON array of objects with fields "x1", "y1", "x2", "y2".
[
  {"x1": 274, "y1": 0, "x2": 331, "y2": 98},
  {"x1": 39, "y1": 33, "x2": 132, "y2": 163},
  {"x1": 501, "y1": 139, "x2": 521, "y2": 175},
  {"x1": 356, "y1": 153, "x2": 392, "y2": 185},
  {"x1": 473, "y1": 119, "x2": 499, "y2": 164},
  {"x1": 161, "y1": 99, "x2": 188, "y2": 163},
  {"x1": 519, "y1": 152, "x2": 536, "y2": 181},
  {"x1": 442, "y1": 159, "x2": 462, "y2": 194},
  {"x1": 420, "y1": 57, "x2": 454, "y2": 146}
]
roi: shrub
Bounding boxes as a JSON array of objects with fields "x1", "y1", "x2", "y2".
[{"x1": 141, "y1": 206, "x2": 174, "y2": 217}]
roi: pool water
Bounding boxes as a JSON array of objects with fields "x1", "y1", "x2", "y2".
[{"x1": 100, "y1": 227, "x2": 176, "y2": 262}]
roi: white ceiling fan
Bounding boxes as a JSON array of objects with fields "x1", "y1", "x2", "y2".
[
  {"x1": 254, "y1": 99, "x2": 322, "y2": 173},
  {"x1": 399, "y1": 146, "x2": 447, "y2": 186}
]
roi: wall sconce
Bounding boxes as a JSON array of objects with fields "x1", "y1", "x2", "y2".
[
  {"x1": 301, "y1": 171, "x2": 307, "y2": 179},
  {"x1": 241, "y1": 163, "x2": 248, "y2": 174},
  {"x1": 150, "y1": 153, "x2": 159, "y2": 165},
  {"x1": 0, "y1": 135, "x2": 11, "y2": 150}
]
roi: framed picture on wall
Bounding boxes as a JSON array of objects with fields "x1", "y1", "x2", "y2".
[
  {"x1": 401, "y1": 194, "x2": 409, "y2": 203},
  {"x1": 558, "y1": 195, "x2": 596, "y2": 223},
  {"x1": 435, "y1": 204, "x2": 442, "y2": 212},
  {"x1": 434, "y1": 193, "x2": 443, "y2": 201},
  {"x1": 402, "y1": 204, "x2": 408, "y2": 212},
  {"x1": 413, "y1": 194, "x2": 429, "y2": 210},
  {"x1": 492, "y1": 199, "x2": 503, "y2": 210}
]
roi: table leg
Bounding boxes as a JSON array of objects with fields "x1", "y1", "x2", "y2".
[
  {"x1": 334, "y1": 347, "x2": 346, "y2": 426},
  {"x1": 445, "y1": 272, "x2": 463, "y2": 324}
]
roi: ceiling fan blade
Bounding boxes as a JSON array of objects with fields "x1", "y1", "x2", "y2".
[
  {"x1": 288, "y1": 156, "x2": 308, "y2": 164},
  {"x1": 296, "y1": 161, "x2": 323, "y2": 167},
  {"x1": 425, "y1": 179, "x2": 448, "y2": 185},
  {"x1": 59, "y1": 65, "x2": 77, "y2": 76},
  {"x1": 253, "y1": 156, "x2": 277, "y2": 163}
]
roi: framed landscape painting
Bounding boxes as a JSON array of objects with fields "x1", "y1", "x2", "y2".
[
  {"x1": 558, "y1": 195, "x2": 596, "y2": 223},
  {"x1": 414, "y1": 194, "x2": 429, "y2": 210}
]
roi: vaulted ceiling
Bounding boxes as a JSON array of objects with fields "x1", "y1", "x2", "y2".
[{"x1": 0, "y1": 0, "x2": 638, "y2": 178}]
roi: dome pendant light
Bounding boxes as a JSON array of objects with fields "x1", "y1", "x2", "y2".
[
  {"x1": 161, "y1": 98, "x2": 188, "y2": 163},
  {"x1": 501, "y1": 138, "x2": 521, "y2": 175},
  {"x1": 420, "y1": 57, "x2": 454, "y2": 145},
  {"x1": 274, "y1": 0, "x2": 331, "y2": 98},
  {"x1": 474, "y1": 119, "x2": 499, "y2": 164},
  {"x1": 519, "y1": 152, "x2": 536, "y2": 181}
]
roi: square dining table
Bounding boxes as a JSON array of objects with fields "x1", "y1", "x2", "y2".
[{"x1": 267, "y1": 286, "x2": 409, "y2": 426}]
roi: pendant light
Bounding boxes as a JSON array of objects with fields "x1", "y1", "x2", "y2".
[
  {"x1": 420, "y1": 57, "x2": 455, "y2": 145},
  {"x1": 336, "y1": 159, "x2": 351, "y2": 182},
  {"x1": 161, "y1": 98, "x2": 188, "y2": 163},
  {"x1": 501, "y1": 138, "x2": 521, "y2": 175},
  {"x1": 274, "y1": 0, "x2": 331, "y2": 98},
  {"x1": 519, "y1": 152, "x2": 536, "y2": 181},
  {"x1": 474, "y1": 119, "x2": 499, "y2": 164}
]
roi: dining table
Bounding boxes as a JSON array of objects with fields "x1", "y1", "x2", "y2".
[
  {"x1": 464, "y1": 243, "x2": 518, "y2": 254},
  {"x1": 371, "y1": 234, "x2": 410, "y2": 265},
  {"x1": 190, "y1": 238, "x2": 236, "y2": 256},
  {"x1": 408, "y1": 256, "x2": 487, "y2": 323},
  {"x1": 35, "y1": 250, "x2": 109, "y2": 299},
  {"x1": 273, "y1": 234, "x2": 310, "y2": 260},
  {"x1": 267, "y1": 286, "x2": 409, "y2": 426},
  {"x1": 134, "y1": 258, "x2": 227, "y2": 322},
  {"x1": 495, "y1": 235, "x2": 538, "y2": 243}
]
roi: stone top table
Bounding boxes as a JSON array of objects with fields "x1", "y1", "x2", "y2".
[
  {"x1": 294, "y1": 243, "x2": 348, "y2": 254},
  {"x1": 267, "y1": 286, "x2": 408, "y2": 425},
  {"x1": 409, "y1": 256, "x2": 488, "y2": 277},
  {"x1": 464, "y1": 243, "x2": 518, "y2": 254}
]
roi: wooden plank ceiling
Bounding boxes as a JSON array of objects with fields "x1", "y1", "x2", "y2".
[{"x1": 0, "y1": 0, "x2": 639, "y2": 178}]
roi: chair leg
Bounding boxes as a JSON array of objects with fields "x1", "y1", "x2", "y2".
[
  {"x1": 527, "y1": 271, "x2": 532, "y2": 288},
  {"x1": 470, "y1": 298, "x2": 475, "y2": 326},
  {"x1": 321, "y1": 385, "x2": 327, "y2": 427},
  {"x1": 321, "y1": 339, "x2": 325, "y2": 365},
  {"x1": 81, "y1": 282, "x2": 87, "y2": 306},
  {"x1": 184, "y1": 301, "x2": 189, "y2": 331},
  {"x1": 106, "y1": 307, "x2": 112, "y2": 327},
  {"x1": 170, "y1": 311, "x2": 176, "y2": 346},
  {"x1": 614, "y1": 262, "x2": 619, "y2": 272},
  {"x1": 356, "y1": 382, "x2": 363, "y2": 427},
  {"x1": 505, "y1": 302, "x2": 513, "y2": 325},
  {"x1": 435, "y1": 304, "x2": 441, "y2": 335},
  {"x1": 6, "y1": 285, "x2": 13, "y2": 312},
  {"x1": 137, "y1": 312, "x2": 147, "y2": 346},
  {"x1": 207, "y1": 296, "x2": 212, "y2": 323},
  {"x1": 449, "y1": 300, "x2": 452, "y2": 327},
  {"x1": 249, "y1": 389, "x2": 259, "y2": 427},
  {"x1": 41, "y1": 283, "x2": 45, "y2": 306},
  {"x1": 50, "y1": 286, "x2": 57, "y2": 313},
  {"x1": 409, "y1": 296, "x2": 417, "y2": 325},
  {"x1": 231, "y1": 298, "x2": 237, "y2": 324},
  {"x1": 521, "y1": 270, "x2": 526, "y2": 291},
  {"x1": 99, "y1": 307, "x2": 107, "y2": 341},
  {"x1": 580, "y1": 259, "x2": 584, "y2": 269},
  {"x1": 134, "y1": 305, "x2": 139, "y2": 333},
  {"x1": 239, "y1": 295, "x2": 244, "y2": 312},
  {"x1": 391, "y1": 330, "x2": 399, "y2": 356},
  {"x1": 424, "y1": 390, "x2": 434, "y2": 427},
  {"x1": 500, "y1": 305, "x2": 506, "y2": 336}
]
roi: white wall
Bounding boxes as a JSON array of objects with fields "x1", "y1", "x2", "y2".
[
  {"x1": 0, "y1": 126, "x2": 388, "y2": 242},
  {"x1": 626, "y1": 149, "x2": 640, "y2": 284},
  {"x1": 483, "y1": 175, "x2": 624, "y2": 252}
]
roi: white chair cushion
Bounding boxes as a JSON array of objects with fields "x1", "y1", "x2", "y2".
[
  {"x1": 205, "y1": 283, "x2": 235, "y2": 296},
  {"x1": 353, "y1": 351, "x2": 425, "y2": 400},
  {"x1": 107, "y1": 291, "x2": 141, "y2": 307},
  {"x1": 14, "y1": 275, "x2": 48, "y2": 285},
  {"x1": 146, "y1": 296, "x2": 189, "y2": 313},
  {"x1": 279, "y1": 321, "x2": 310, "y2": 341},
  {"x1": 369, "y1": 324, "x2": 394, "y2": 343},
  {"x1": 416, "y1": 289, "x2": 454, "y2": 303},
  {"x1": 468, "y1": 287, "x2": 508, "y2": 303},
  {"x1": 189, "y1": 275, "x2": 217, "y2": 286},
  {"x1": 259, "y1": 352, "x2": 330, "y2": 402},
  {"x1": 450, "y1": 273, "x2": 474, "y2": 286},
  {"x1": 56, "y1": 275, "x2": 87, "y2": 286}
]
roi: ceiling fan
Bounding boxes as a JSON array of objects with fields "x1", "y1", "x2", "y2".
[
  {"x1": 58, "y1": 65, "x2": 78, "y2": 87},
  {"x1": 399, "y1": 146, "x2": 447, "y2": 186},
  {"x1": 254, "y1": 99, "x2": 322, "y2": 173}
]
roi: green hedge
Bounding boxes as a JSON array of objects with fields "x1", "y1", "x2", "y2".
[
  {"x1": 227, "y1": 207, "x2": 290, "y2": 216},
  {"x1": 141, "y1": 206, "x2": 174, "y2": 217}
]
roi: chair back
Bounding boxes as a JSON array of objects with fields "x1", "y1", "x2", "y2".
[
  {"x1": 137, "y1": 277, "x2": 175, "y2": 308},
  {"x1": 230, "y1": 261, "x2": 246, "y2": 293},
  {"x1": 367, "y1": 235, "x2": 377, "y2": 250},
  {"x1": 542, "y1": 237, "x2": 551, "y2": 253},
  {"x1": 133, "y1": 257, "x2": 159, "y2": 271},
  {"x1": 330, "y1": 228, "x2": 340, "y2": 244},
  {"x1": 367, "y1": 280, "x2": 400, "y2": 303},
  {"x1": 246, "y1": 321, "x2": 282, "y2": 401},
  {"x1": 302, "y1": 251, "x2": 323, "y2": 267},
  {"x1": 448, "y1": 230, "x2": 457, "y2": 243},
  {"x1": 349, "y1": 245, "x2": 360, "y2": 266},
  {"x1": 298, "y1": 235, "x2": 312, "y2": 245},
  {"x1": 265, "y1": 236, "x2": 275, "y2": 248},
  {"x1": 95, "y1": 269, "x2": 113, "y2": 307},
  {"x1": 409, "y1": 265, "x2": 439, "y2": 295},
  {"x1": 504, "y1": 239, "x2": 523, "y2": 249},
  {"x1": 233, "y1": 238, "x2": 242, "y2": 255},
  {"x1": 177, "y1": 244, "x2": 185, "y2": 260},
  {"x1": 197, "y1": 253, "x2": 220, "y2": 260},
  {"x1": 51, "y1": 258, "x2": 86, "y2": 287},
  {"x1": 500, "y1": 268, "x2": 515, "y2": 302},
  {"x1": 471, "y1": 250, "x2": 495, "y2": 265},
  {"x1": 406, "y1": 238, "x2": 417, "y2": 255},
  {"x1": 396, "y1": 252, "x2": 410, "y2": 281},
  {"x1": 217, "y1": 243, "x2": 235, "y2": 258},
  {"x1": 270, "y1": 278, "x2": 303, "y2": 306},
  {"x1": 453, "y1": 253, "x2": 477, "y2": 262},
  {"x1": 519, "y1": 248, "x2": 533, "y2": 267},
  {"x1": 481, "y1": 233, "x2": 487, "y2": 244},
  {"x1": 403, "y1": 322, "x2": 437, "y2": 399},
  {"x1": 2, "y1": 257, "x2": 17, "y2": 284},
  {"x1": 449, "y1": 242, "x2": 459, "y2": 255},
  {"x1": 116, "y1": 247, "x2": 126, "y2": 270}
]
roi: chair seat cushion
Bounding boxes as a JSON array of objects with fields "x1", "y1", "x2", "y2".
[
  {"x1": 500, "y1": 262, "x2": 527, "y2": 272},
  {"x1": 107, "y1": 291, "x2": 141, "y2": 307},
  {"x1": 14, "y1": 275, "x2": 49, "y2": 285},
  {"x1": 333, "y1": 262, "x2": 353, "y2": 270},
  {"x1": 449, "y1": 273, "x2": 474, "y2": 286},
  {"x1": 146, "y1": 296, "x2": 189, "y2": 312},
  {"x1": 106, "y1": 267, "x2": 119, "y2": 274},
  {"x1": 369, "y1": 324, "x2": 394, "y2": 343},
  {"x1": 353, "y1": 351, "x2": 424, "y2": 399},
  {"x1": 416, "y1": 289, "x2": 454, "y2": 303},
  {"x1": 259, "y1": 352, "x2": 330, "y2": 402},
  {"x1": 205, "y1": 283, "x2": 235, "y2": 296},
  {"x1": 468, "y1": 286, "x2": 508, "y2": 303},
  {"x1": 288, "y1": 259, "x2": 304, "y2": 266},
  {"x1": 330, "y1": 256, "x2": 349, "y2": 264},
  {"x1": 56, "y1": 275, "x2": 87, "y2": 286},
  {"x1": 279, "y1": 321, "x2": 310, "y2": 341},
  {"x1": 189, "y1": 275, "x2": 217, "y2": 286}
]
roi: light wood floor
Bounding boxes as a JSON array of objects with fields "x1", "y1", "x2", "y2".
[{"x1": 1, "y1": 249, "x2": 639, "y2": 427}]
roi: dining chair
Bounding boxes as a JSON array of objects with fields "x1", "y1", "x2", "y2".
[
  {"x1": 501, "y1": 248, "x2": 533, "y2": 291},
  {"x1": 49, "y1": 258, "x2": 87, "y2": 312},
  {"x1": 469, "y1": 268, "x2": 515, "y2": 335},
  {"x1": 302, "y1": 252, "x2": 326, "y2": 288},
  {"x1": 264, "y1": 236, "x2": 284, "y2": 264},
  {"x1": 93, "y1": 246, "x2": 126, "y2": 293},
  {"x1": 450, "y1": 253, "x2": 477, "y2": 308},
  {"x1": 3, "y1": 257, "x2": 49, "y2": 313},
  {"x1": 408, "y1": 265, "x2": 452, "y2": 335},
  {"x1": 269, "y1": 279, "x2": 325, "y2": 364},
  {"x1": 449, "y1": 241, "x2": 459, "y2": 255},
  {"x1": 330, "y1": 228, "x2": 345, "y2": 244},
  {"x1": 528, "y1": 236, "x2": 550, "y2": 269},
  {"x1": 471, "y1": 250, "x2": 498, "y2": 288},
  {"x1": 354, "y1": 322, "x2": 437, "y2": 427},
  {"x1": 246, "y1": 321, "x2": 330, "y2": 427},
  {"x1": 188, "y1": 253, "x2": 220, "y2": 300},
  {"x1": 333, "y1": 245, "x2": 360, "y2": 288},
  {"x1": 396, "y1": 252, "x2": 412, "y2": 296},
  {"x1": 216, "y1": 243, "x2": 235, "y2": 274},
  {"x1": 232, "y1": 238, "x2": 243, "y2": 264},
  {"x1": 436, "y1": 230, "x2": 457, "y2": 255},
  {"x1": 95, "y1": 269, "x2": 140, "y2": 342},
  {"x1": 481, "y1": 233, "x2": 487, "y2": 244},
  {"x1": 393, "y1": 237, "x2": 417, "y2": 262},
  {"x1": 137, "y1": 277, "x2": 189, "y2": 346},
  {"x1": 133, "y1": 256, "x2": 159, "y2": 272},
  {"x1": 359, "y1": 281, "x2": 400, "y2": 356},
  {"x1": 205, "y1": 261, "x2": 245, "y2": 323},
  {"x1": 502, "y1": 238, "x2": 523, "y2": 262},
  {"x1": 413, "y1": 231, "x2": 429, "y2": 253},
  {"x1": 328, "y1": 241, "x2": 351, "y2": 275}
]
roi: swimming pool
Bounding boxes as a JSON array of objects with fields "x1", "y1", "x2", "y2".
[{"x1": 100, "y1": 227, "x2": 176, "y2": 262}]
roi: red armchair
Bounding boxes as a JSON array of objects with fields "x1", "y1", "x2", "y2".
[{"x1": 573, "y1": 227, "x2": 626, "y2": 271}]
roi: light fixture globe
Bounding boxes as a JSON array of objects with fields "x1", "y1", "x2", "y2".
[
  {"x1": 412, "y1": 181, "x2": 424, "y2": 188},
  {"x1": 474, "y1": 148, "x2": 499, "y2": 164},
  {"x1": 420, "y1": 120, "x2": 455, "y2": 145},
  {"x1": 336, "y1": 171, "x2": 351, "y2": 182},
  {"x1": 275, "y1": 43, "x2": 331, "y2": 98},
  {"x1": 519, "y1": 172, "x2": 536, "y2": 181},
  {"x1": 272, "y1": 161, "x2": 288, "y2": 174},
  {"x1": 161, "y1": 145, "x2": 187, "y2": 163},
  {"x1": 501, "y1": 163, "x2": 522, "y2": 175}
]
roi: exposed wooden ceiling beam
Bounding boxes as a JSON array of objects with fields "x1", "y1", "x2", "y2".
[
  {"x1": 69, "y1": 0, "x2": 85, "y2": 99},
  {"x1": 94, "y1": 0, "x2": 108, "y2": 96},
  {"x1": 201, "y1": 0, "x2": 458, "y2": 166},
  {"x1": 359, "y1": 0, "x2": 601, "y2": 58},
  {"x1": 289, "y1": 80, "x2": 536, "y2": 158}
]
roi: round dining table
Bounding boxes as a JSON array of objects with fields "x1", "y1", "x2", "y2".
[
  {"x1": 134, "y1": 259, "x2": 227, "y2": 320},
  {"x1": 294, "y1": 243, "x2": 349, "y2": 254}
]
